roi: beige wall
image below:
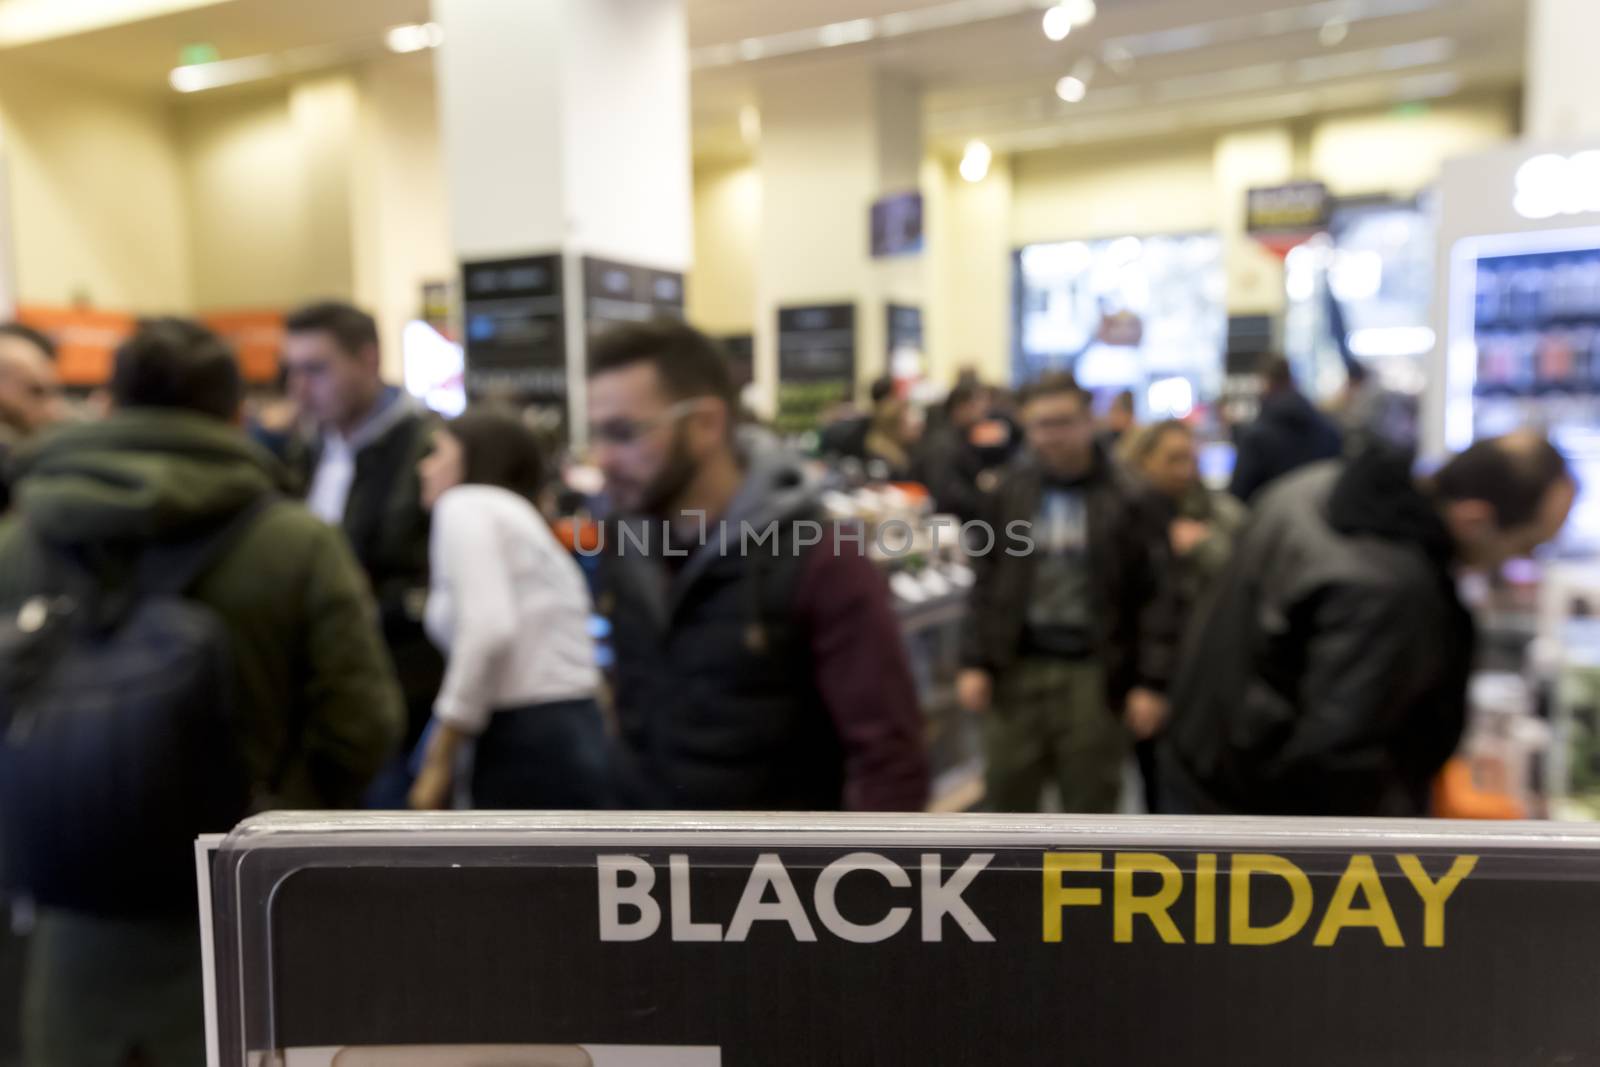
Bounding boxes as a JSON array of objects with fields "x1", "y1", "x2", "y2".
[
  {"x1": 1309, "y1": 96, "x2": 1519, "y2": 197},
  {"x1": 0, "y1": 57, "x2": 191, "y2": 309},
  {"x1": 1010, "y1": 135, "x2": 1219, "y2": 246},
  {"x1": 687, "y1": 159, "x2": 759, "y2": 335},
  {"x1": 177, "y1": 58, "x2": 451, "y2": 378},
  {"x1": 354, "y1": 56, "x2": 454, "y2": 379},
  {"x1": 927, "y1": 154, "x2": 1013, "y2": 387},
  {"x1": 177, "y1": 87, "x2": 304, "y2": 310},
  {"x1": 178, "y1": 73, "x2": 364, "y2": 312}
]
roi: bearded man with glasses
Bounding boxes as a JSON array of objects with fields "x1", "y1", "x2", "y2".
[{"x1": 586, "y1": 320, "x2": 928, "y2": 813}]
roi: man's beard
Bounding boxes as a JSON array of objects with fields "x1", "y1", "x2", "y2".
[{"x1": 637, "y1": 424, "x2": 701, "y2": 520}]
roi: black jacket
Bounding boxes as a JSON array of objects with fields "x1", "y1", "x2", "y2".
[
  {"x1": 288, "y1": 394, "x2": 441, "y2": 745},
  {"x1": 599, "y1": 438, "x2": 928, "y2": 811},
  {"x1": 960, "y1": 445, "x2": 1168, "y2": 707},
  {"x1": 1229, "y1": 389, "x2": 1342, "y2": 503},
  {"x1": 913, "y1": 422, "x2": 986, "y2": 523},
  {"x1": 1160, "y1": 452, "x2": 1475, "y2": 816}
]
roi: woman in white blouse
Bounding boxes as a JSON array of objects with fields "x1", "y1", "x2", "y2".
[{"x1": 408, "y1": 410, "x2": 610, "y2": 810}]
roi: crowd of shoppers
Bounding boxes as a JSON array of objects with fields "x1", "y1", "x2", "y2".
[
  {"x1": 1229, "y1": 357, "x2": 1343, "y2": 503},
  {"x1": 0, "y1": 304, "x2": 1577, "y2": 1063}
]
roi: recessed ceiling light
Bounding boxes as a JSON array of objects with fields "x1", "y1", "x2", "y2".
[
  {"x1": 1062, "y1": 0, "x2": 1097, "y2": 27},
  {"x1": 1042, "y1": 6, "x2": 1073, "y2": 42},
  {"x1": 1056, "y1": 75, "x2": 1087, "y2": 103},
  {"x1": 1319, "y1": 16, "x2": 1350, "y2": 47},
  {"x1": 386, "y1": 22, "x2": 443, "y2": 54},
  {"x1": 960, "y1": 140, "x2": 992, "y2": 183}
]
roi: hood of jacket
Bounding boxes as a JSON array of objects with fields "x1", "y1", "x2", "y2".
[
  {"x1": 1326, "y1": 445, "x2": 1454, "y2": 566},
  {"x1": 721, "y1": 426, "x2": 818, "y2": 531},
  {"x1": 11, "y1": 410, "x2": 288, "y2": 547}
]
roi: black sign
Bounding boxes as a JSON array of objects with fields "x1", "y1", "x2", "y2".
[
  {"x1": 777, "y1": 304, "x2": 856, "y2": 434},
  {"x1": 1246, "y1": 181, "x2": 1330, "y2": 235},
  {"x1": 209, "y1": 814, "x2": 1600, "y2": 1066},
  {"x1": 583, "y1": 257, "x2": 685, "y2": 345},
  {"x1": 460, "y1": 255, "x2": 567, "y2": 401},
  {"x1": 720, "y1": 335, "x2": 754, "y2": 391}
]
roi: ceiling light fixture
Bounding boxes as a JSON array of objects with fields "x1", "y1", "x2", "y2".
[
  {"x1": 168, "y1": 53, "x2": 282, "y2": 93},
  {"x1": 739, "y1": 104, "x2": 761, "y2": 146},
  {"x1": 1042, "y1": 5, "x2": 1073, "y2": 42},
  {"x1": 818, "y1": 18, "x2": 875, "y2": 47},
  {"x1": 1056, "y1": 75, "x2": 1087, "y2": 103},
  {"x1": 1319, "y1": 16, "x2": 1350, "y2": 46},
  {"x1": 1062, "y1": 0, "x2": 1097, "y2": 27},
  {"x1": 960, "y1": 140, "x2": 993, "y2": 183},
  {"x1": 385, "y1": 22, "x2": 443, "y2": 54}
]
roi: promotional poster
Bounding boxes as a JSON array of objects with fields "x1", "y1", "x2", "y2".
[{"x1": 206, "y1": 814, "x2": 1600, "y2": 1066}]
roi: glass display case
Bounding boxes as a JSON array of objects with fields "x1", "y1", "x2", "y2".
[
  {"x1": 1284, "y1": 198, "x2": 1435, "y2": 407},
  {"x1": 1013, "y1": 233, "x2": 1226, "y2": 409}
]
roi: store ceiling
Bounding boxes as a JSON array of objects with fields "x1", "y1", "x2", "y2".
[
  {"x1": 0, "y1": 0, "x2": 428, "y2": 95},
  {"x1": 0, "y1": 0, "x2": 1525, "y2": 157},
  {"x1": 689, "y1": 0, "x2": 1526, "y2": 161}
]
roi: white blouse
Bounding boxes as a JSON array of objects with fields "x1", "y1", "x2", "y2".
[{"x1": 424, "y1": 484, "x2": 599, "y2": 733}]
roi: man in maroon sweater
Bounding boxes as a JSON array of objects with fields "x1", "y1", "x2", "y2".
[{"x1": 588, "y1": 320, "x2": 929, "y2": 812}]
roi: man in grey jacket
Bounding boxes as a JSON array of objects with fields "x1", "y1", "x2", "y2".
[{"x1": 1160, "y1": 432, "x2": 1573, "y2": 816}]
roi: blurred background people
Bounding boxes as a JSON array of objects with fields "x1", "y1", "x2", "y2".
[
  {"x1": 409, "y1": 409, "x2": 610, "y2": 811},
  {"x1": 1337, "y1": 358, "x2": 1419, "y2": 461},
  {"x1": 863, "y1": 393, "x2": 919, "y2": 482},
  {"x1": 1229, "y1": 356, "x2": 1342, "y2": 503},
  {"x1": 587, "y1": 320, "x2": 928, "y2": 812},
  {"x1": 914, "y1": 380, "x2": 991, "y2": 523},
  {"x1": 0, "y1": 318, "x2": 401, "y2": 1065},
  {"x1": 957, "y1": 372, "x2": 1168, "y2": 814},
  {"x1": 280, "y1": 301, "x2": 442, "y2": 808},
  {"x1": 1121, "y1": 418, "x2": 1247, "y2": 810},
  {"x1": 819, "y1": 374, "x2": 895, "y2": 463},
  {"x1": 1097, "y1": 388, "x2": 1137, "y2": 453},
  {"x1": 1161, "y1": 433, "x2": 1574, "y2": 817},
  {"x1": 0, "y1": 323, "x2": 62, "y2": 511}
]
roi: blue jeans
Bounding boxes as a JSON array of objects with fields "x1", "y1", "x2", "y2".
[{"x1": 471, "y1": 697, "x2": 614, "y2": 810}]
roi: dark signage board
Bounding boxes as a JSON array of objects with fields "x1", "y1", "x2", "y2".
[
  {"x1": 583, "y1": 257, "x2": 685, "y2": 346},
  {"x1": 460, "y1": 254, "x2": 567, "y2": 401},
  {"x1": 1245, "y1": 181, "x2": 1331, "y2": 236},
  {"x1": 776, "y1": 303, "x2": 856, "y2": 435},
  {"x1": 720, "y1": 334, "x2": 754, "y2": 391},
  {"x1": 209, "y1": 813, "x2": 1600, "y2": 1066}
]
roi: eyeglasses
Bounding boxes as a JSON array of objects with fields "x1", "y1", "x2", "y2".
[
  {"x1": 588, "y1": 399, "x2": 709, "y2": 447},
  {"x1": 1025, "y1": 414, "x2": 1088, "y2": 433}
]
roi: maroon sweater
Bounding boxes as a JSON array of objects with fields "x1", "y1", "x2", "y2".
[{"x1": 792, "y1": 543, "x2": 930, "y2": 812}]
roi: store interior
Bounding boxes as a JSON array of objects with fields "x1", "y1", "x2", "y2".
[{"x1": 1, "y1": 0, "x2": 1599, "y2": 815}]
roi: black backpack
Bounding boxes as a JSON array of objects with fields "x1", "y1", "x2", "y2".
[{"x1": 0, "y1": 499, "x2": 271, "y2": 916}]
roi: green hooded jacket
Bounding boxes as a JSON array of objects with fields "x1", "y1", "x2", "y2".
[{"x1": 0, "y1": 410, "x2": 404, "y2": 809}]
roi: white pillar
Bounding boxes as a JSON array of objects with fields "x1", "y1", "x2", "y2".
[
  {"x1": 432, "y1": 0, "x2": 692, "y2": 433},
  {"x1": 753, "y1": 59, "x2": 927, "y2": 425},
  {"x1": 1526, "y1": 0, "x2": 1600, "y2": 140},
  {"x1": 1213, "y1": 127, "x2": 1295, "y2": 318}
]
